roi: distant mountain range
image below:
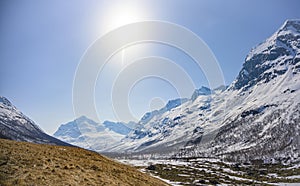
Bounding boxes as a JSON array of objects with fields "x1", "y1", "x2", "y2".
[
  {"x1": 53, "y1": 116, "x2": 135, "y2": 152},
  {"x1": 52, "y1": 97, "x2": 194, "y2": 152}
]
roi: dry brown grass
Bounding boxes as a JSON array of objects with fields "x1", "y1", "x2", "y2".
[{"x1": 0, "y1": 139, "x2": 169, "y2": 186}]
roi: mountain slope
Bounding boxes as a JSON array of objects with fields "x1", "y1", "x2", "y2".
[
  {"x1": 106, "y1": 20, "x2": 300, "y2": 164},
  {"x1": 233, "y1": 19, "x2": 300, "y2": 91},
  {"x1": 139, "y1": 98, "x2": 189, "y2": 126},
  {"x1": 0, "y1": 138, "x2": 168, "y2": 186},
  {"x1": 107, "y1": 87, "x2": 224, "y2": 154},
  {"x1": 0, "y1": 96, "x2": 70, "y2": 146},
  {"x1": 192, "y1": 19, "x2": 300, "y2": 162},
  {"x1": 103, "y1": 120, "x2": 133, "y2": 135},
  {"x1": 177, "y1": 20, "x2": 300, "y2": 163}
]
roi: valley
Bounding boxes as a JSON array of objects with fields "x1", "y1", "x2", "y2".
[{"x1": 118, "y1": 158, "x2": 300, "y2": 185}]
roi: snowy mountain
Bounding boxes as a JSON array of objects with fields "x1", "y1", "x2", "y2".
[
  {"x1": 191, "y1": 86, "x2": 212, "y2": 101},
  {"x1": 53, "y1": 97, "x2": 188, "y2": 152},
  {"x1": 53, "y1": 116, "x2": 134, "y2": 152},
  {"x1": 106, "y1": 20, "x2": 300, "y2": 164},
  {"x1": 0, "y1": 96, "x2": 70, "y2": 146},
  {"x1": 232, "y1": 20, "x2": 300, "y2": 91},
  {"x1": 194, "y1": 19, "x2": 300, "y2": 163},
  {"x1": 107, "y1": 87, "x2": 221, "y2": 154},
  {"x1": 139, "y1": 98, "x2": 189, "y2": 125},
  {"x1": 103, "y1": 121, "x2": 133, "y2": 135}
]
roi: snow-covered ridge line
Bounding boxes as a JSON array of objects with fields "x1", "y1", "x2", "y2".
[{"x1": 0, "y1": 96, "x2": 71, "y2": 146}]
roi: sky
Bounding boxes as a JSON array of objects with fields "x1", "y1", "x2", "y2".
[{"x1": 0, "y1": 0, "x2": 299, "y2": 134}]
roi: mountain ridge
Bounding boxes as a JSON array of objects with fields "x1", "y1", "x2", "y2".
[{"x1": 0, "y1": 96, "x2": 71, "y2": 146}]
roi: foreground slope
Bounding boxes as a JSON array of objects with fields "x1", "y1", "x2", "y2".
[
  {"x1": 0, "y1": 139, "x2": 168, "y2": 186},
  {"x1": 0, "y1": 97, "x2": 70, "y2": 146}
]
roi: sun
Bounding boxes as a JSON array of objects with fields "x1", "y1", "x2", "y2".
[
  {"x1": 97, "y1": 2, "x2": 149, "y2": 67},
  {"x1": 101, "y1": 3, "x2": 148, "y2": 34}
]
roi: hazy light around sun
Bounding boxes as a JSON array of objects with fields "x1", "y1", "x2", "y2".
[{"x1": 100, "y1": 2, "x2": 149, "y2": 34}]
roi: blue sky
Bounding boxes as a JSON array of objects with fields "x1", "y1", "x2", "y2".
[{"x1": 0, "y1": 0, "x2": 299, "y2": 134}]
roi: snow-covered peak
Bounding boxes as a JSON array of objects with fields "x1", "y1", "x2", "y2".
[
  {"x1": 0, "y1": 96, "x2": 14, "y2": 108},
  {"x1": 54, "y1": 116, "x2": 105, "y2": 138},
  {"x1": 246, "y1": 20, "x2": 300, "y2": 61},
  {"x1": 53, "y1": 116, "x2": 134, "y2": 152},
  {"x1": 75, "y1": 115, "x2": 98, "y2": 126},
  {"x1": 233, "y1": 19, "x2": 300, "y2": 91},
  {"x1": 161, "y1": 98, "x2": 189, "y2": 112},
  {"x1": 53, "y1": 120, "x2": 82, "y2": 138},
  {"x1": 191, "y1": 86, "x2": 212, "y2": 101},
  {"x1": 139, "y1": 98, "x2": 188, "y2": 125},
  {"x1": 213, "y1": 85, "x2": 228, "y2": 93},
  {"x1": 279, "y1": 19, "x2": 300, "y2": 33},
  {"x1": 103, "y1": 120, "x2": 133, "y2": 135}
]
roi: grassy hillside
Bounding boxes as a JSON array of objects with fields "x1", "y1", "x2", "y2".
[{"x1": 0, "y1": 139, "x2": 168, "y2": 186}]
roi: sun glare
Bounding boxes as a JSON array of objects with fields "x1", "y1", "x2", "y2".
[
  {"x1": 101, "y1": 3, "x2": 147, "y2": 34},
  {"x1": 97, "y1": 2, "x2": 150, "y2": 68}
]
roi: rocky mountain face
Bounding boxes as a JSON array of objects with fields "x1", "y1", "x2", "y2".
[
  {"x1": 104, "y1": 20, "x2": 300, "y2": 164},
  {"x1": 233, "y1": 20, "x2": 300, "y2": 91},
  {"x1": 0, "y1": 96, "x2": 70, "y2": 146},
  {"x1": 194, "y1": 19, "x2": 300, "y2": 163}
]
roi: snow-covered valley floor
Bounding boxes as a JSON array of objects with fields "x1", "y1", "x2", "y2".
[{"x1": 117, "y1": 158, "x2": 300, "y2": 185}]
